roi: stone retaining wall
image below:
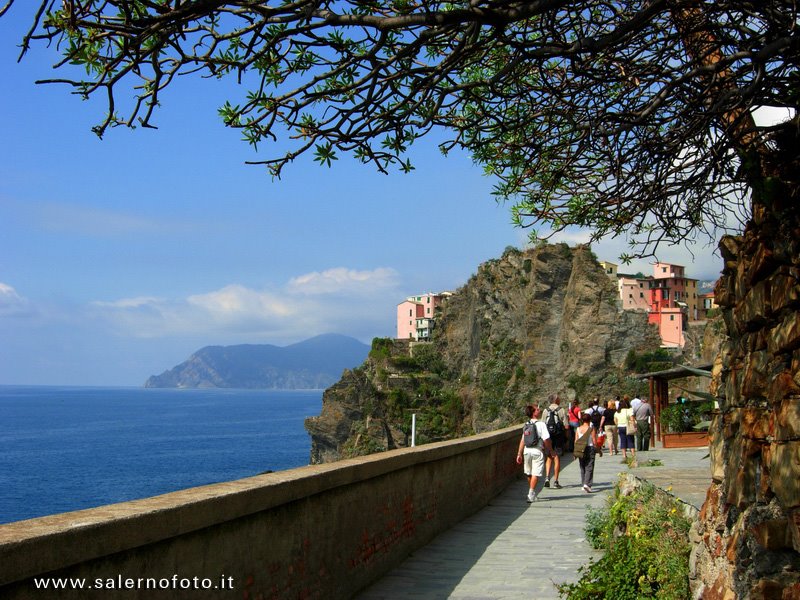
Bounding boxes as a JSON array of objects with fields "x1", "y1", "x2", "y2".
[
  {"x1": 692, "y1": 167, "x2": 800, "y2": 598},
  {"x1": 0, "y1": 426, "x2": 520, "y2": 599}
]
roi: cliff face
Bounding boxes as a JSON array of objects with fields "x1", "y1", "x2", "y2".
[{"x1": 305, "y1": 243, "x2": 663, "y2": 463}]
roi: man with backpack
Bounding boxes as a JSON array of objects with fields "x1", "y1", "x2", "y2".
[
  {"x1": 542, "y1": 394, "x2": 569, "y2": 489},
  {"x1": 585, "y1": 398, "x2": 606, "y2": 431},
  {"x1": 516, "y1": 405, "x2": 553, "y2": 503}
]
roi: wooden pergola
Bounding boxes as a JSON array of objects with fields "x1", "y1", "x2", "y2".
[{"x1": 636, "y1": 363, "x2": 713, "y2": 442}]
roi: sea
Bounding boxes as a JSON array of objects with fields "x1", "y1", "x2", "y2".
[{"x1": 0, "y1": 386, "x2": 322, "y2": 525}]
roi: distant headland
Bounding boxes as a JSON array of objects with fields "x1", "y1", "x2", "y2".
[{"x1": 144, "y1": 333, "x2": 370, "y2": 389}]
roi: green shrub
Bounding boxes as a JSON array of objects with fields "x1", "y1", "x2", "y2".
[
  {"x1": 660, "y1": 400, "x2": 714, "y2": 433},
  {"x1": 559, "y1": 478, "x2": 692, "y2": 600},
  {"x1": 584, "y1": 508, "x2": 605, "y2": 550},
  {"x1": 412, "y1": 343, "x2": 448, "y2": 375},
  {"x1": 624, "y1": 349, "x2": 675, "y2": 373},
  {"x1": 567, "y1": 373, "x2": 589, "y2": 398},
  {"x1": 390, "y1": 355, "x2": 419, "y2": 370},
  {"x1": 369, "y1": 337, "x2": 394, "y2": 361}
]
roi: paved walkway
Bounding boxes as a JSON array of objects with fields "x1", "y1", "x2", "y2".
[{"x1": 357, "y1": 445, "x2": 710, "y2": 599}]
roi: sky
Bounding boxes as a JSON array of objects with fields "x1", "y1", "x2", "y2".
[{"x1": 0, "y1": 8, "x2": 730, "y2": 386}]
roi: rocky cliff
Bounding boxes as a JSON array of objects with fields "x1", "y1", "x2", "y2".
[{"x1": 305, "y1": 243, "x2": 664, "y2": 464}]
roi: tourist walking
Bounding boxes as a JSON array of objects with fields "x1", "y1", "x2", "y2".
[
  {"x1": 567, "y1": 399, "x2": 582, "y2": 452},
  {"x1": 573, "y1": 413, "x2": 599, "y2": 493},
  {"x1": 615, "y1": 396, "x2": 636, "y2": 461},
  {"x1": 542, "y1": 394, "x2": 569, "y2": 489},
  {"x1": 633, "y1": 396, "x2": 654, "y2": 451},
  {"x1": 603, "y1": 400, "x2": 618, "y2": 454},
  {"x1": 585, "y1": 398, "x2": 605, "y2": 432},
  {"x1": 516, "y1": 405, "x2": 553, "y2": 503}
]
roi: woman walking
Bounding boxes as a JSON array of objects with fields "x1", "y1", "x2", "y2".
[
  {"x1": 603, "y1": 400, "x2": 618, "y2": 455},
  {"x1": 567, "y1": 399, "x2": 582, "y2": 452},
  {"x1": 615, "y1": 396, "x2": 636, "y2": 462},
  {"x1": 573, "y1": 413, "x2": 599, "y2": 493}
]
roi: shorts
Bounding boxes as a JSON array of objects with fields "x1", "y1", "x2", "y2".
[
  {"x1": 618, "y1": 427, "x2": 634, "y2": 449},
  {"x1": 523, "y1": 447, "x2": 545, "y2": 477}
]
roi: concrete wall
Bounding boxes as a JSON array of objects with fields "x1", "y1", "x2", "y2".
[{"x1": 0, "y1": 426, "x2": 521, "y2": 599}]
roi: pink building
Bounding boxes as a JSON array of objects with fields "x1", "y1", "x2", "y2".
[
  {"x1": 396, "y1": 293, "x2": 449, "y2": 340},
  {"x1": 649, "y1": 263, "x2": 700, "y2": 321},
  {"x1": 607, "y1": 261, "x2": 705, "y2": 348},
  {"x1": 652, "y1": 307, "x2": 685, "y2": 347},
  {"x1": 646, "y1": 263, "x2": 700, "y2": 346},
  {"x1": 618, "y1": 275, "x2": 650, "y2": 311}
]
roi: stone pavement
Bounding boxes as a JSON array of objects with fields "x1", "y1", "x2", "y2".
[{"x1": 357, "y1": 444, "x2": 710, "y2": 599}]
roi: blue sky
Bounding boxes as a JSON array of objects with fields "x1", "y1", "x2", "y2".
[{"x1": 0, "y1": 8, "x2": 727, "y2": 386}]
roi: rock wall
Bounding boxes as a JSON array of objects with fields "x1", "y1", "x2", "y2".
[
  {"x1": 691, "y1": 158, "x2": 800, "y2": 597},
  {"x1": 306, "y1": 243, "x2": 663, "y2": 464}
]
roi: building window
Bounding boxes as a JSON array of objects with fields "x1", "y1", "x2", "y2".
[
  {"x1": 662, "y1": 267, "x2": 667, "y2": 273},
  {"x1": 670, "y1": 315, "x2": 674, "y2": 321},
  {"x1": 640, "y1": 292, "x2": 644, "y2": 298}
]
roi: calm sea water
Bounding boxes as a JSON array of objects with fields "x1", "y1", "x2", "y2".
[{"x1": 0, "y1": 386, "x2": 322, "y2": 524}]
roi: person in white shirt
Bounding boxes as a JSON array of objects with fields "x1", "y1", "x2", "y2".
[{"x1": 516, "y1": 405, "x2": 554, "y2": 503}]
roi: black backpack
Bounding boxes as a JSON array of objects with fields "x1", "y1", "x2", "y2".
[
  {"x1": 522, "y1": 420, "x2": 540, "y2": 448},
  {"x1": 546, "y1": 408, "x2": 565, "y2": 441},
  {"x1": 589, "y1": 407, "x2": 603, "y2": 429}
]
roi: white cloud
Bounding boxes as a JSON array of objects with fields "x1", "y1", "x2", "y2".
[
  {"x1": 287, "y1": 267, "x2": 399, "y2": 295},
  {"x1": 0, "y1": 282, "x2": 33, "y2": 317},
  {"x1": 92, "y1": 296, "x2": 164, "y2": 309},
  {"x1": 187, "y1": 284, "x2": 295, "y2": 318},
  {"x1": 88, "y1": 268, "x2": 400, "y2": 342}
]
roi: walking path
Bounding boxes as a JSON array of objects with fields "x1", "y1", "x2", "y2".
[{"x1": 357, "y1": 445, "x2": 710, "y2": 599}]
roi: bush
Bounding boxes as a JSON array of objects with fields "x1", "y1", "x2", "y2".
[
  {"x1": 559, "y1": 478, "x2": 692, "y2": 600},
  {"x1": 390, "y1": 355, "x2": 419, "y2": 370},
  {"x1": 584, "y1": 508, "x2": 606, "y2": 550},
  {"x1": 624, "y1": 349, "x2": 675, "y2": 373},
  {"x1": 412, "y1": 343, "x2": 448, "y2": 375},
  {"x1": 369, "y1": 337, "x2": 394, "y2": 361},
  {"x1": 660, "y1": 401, "x2": 713, "y2": 433},
  {"x1": 567, "y1": 373, "x2": 589, "y2": 398}
]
